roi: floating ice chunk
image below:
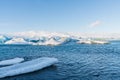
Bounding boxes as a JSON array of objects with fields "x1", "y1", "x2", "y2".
[
  {"x1": 78, "y1": 40, "x2": 92, "y2": 44},
  {"x1": 91, "y1": 40, "x2": 109, "y2": 44},
  {"x1": 77, "y1": 39, "x2": 109, "y2": 44},
  {"x1": 0, "y1": 58, "x2": 24, "y2": 66},
  {"x1": 0, "y1": 57, "x2": 58, "y2": 78}
]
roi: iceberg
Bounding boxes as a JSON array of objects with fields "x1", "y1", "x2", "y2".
[
  {"x1": 77, "y1": 40, "x2": 92, "y2": 44},
  {"x1": 5, "y1": 38, "x2": 30, "y2": 44},
  {"x1": 43, "y1": 38, "x2": 63, "y2": 45},
  {"x1": 33, "y1": 37, "x2": 69, "y2": 46},
  {"x1": 0, "y1": 57, "x2": 58, "y2": 78},
  {"x1": 0, "y1": 58, "x2": 24, "y2": 66},
  {"x1": 0, "y1": 31, "x2": 114, "y2": 45},
  {"x1": 0, "y1": 35, "x2": 7, "y2": 44}
]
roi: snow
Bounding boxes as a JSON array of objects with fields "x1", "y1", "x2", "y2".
[
  {"x1": 4, "y1": 37, "x2": 67, "y2": 45},
  {"x1": 78, "y1": 40, "x2": 92, "y2": 44},
  {"x1": 3, "y1": 31, "x2": 71, "y2": 45},
  {"x1": 35, "y1": 38, "x2": 60, "y2": 46},
  {"x1": 0, "y1": 31, "x2": 114, "y2": 45},
  {"x1": 77, "y1": 39, "x2": 109, "y2": 44},
  {"x1": 0, "y1": 57, "x2": 58, "y2": 78},
  {"x1": 5, "y1": 38, "x2": 30, "y2": 44},
  {"x1": 45, "y1": 38, "x2": 62, "y2": 45},
  {"x1": 35, "y1": 37, "x2": 68, "y2": 46},
  {"x1": 0, "y1": 58, "x2": 24, "y2": 66},
  {"x1": 0, "y1": 35, "x2": 6, "y2": 40},
  {"x1": 91, "y1": 40, "x2": 109, "y2": 44}
]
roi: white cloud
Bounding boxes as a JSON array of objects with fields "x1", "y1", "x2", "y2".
[{"x1": 90, "y1": 20, "x2": 101, "y2": 27}]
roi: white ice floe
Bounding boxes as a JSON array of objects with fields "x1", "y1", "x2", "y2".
[
  {"x1": 0, "y1": 58, "x2": 24, "y2": 66},
  {"x1": 0, "y1": 57, "x2": 58, "y2": 78},
  {"x1": 77, "y1": 39, "x2": 109, "y2": 44},
  {"x1": 90, "y1": 40, "x2": 109, "y2": 44},
  {"x1": 81, "y1": 40, "x2": 92, "y2": 44}
]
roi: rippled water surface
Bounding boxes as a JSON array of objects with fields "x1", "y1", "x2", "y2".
[{"x1": 0, "y1": 41, "x2": 120, "y2": 80}]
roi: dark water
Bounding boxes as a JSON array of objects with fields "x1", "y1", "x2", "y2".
[{"x1": 0, "y1": 41, "x2": 120, "y2": 80}]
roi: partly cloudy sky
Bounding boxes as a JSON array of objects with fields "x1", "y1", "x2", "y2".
[{"x1": 0, "y1": 0, "x2": 120, "y2": 33}]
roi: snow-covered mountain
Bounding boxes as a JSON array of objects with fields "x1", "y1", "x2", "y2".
[{"x1": 0, "y1": 31, "x2": 119, "y2": 45}]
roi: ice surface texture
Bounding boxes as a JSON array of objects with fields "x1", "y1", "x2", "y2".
[
  {"x1": 0, "y1": 57, "x2": 24, "y2": 66},
  {"x1": 0, "y1": 57, "x2": 58, "y2": 78}
]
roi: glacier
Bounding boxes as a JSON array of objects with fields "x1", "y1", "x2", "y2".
[
  {"x1": 0, "y1": 58, "x2": 24, "y2": 66},
  {"x1": 5, "y1": 38, "x2": 30, "y2": 44},
  {"x1": 0, "y1": 31, "x2": 73, "y2": 45},
  {"x1": 33, "y1": 37, "x2": 70, "y2": 46},
  {"x1": 0, "y1": 31, "x2": 113, "y2": 45},
  {"x1": 0, "y1": 57, "x2": 58, "y2": 78}
]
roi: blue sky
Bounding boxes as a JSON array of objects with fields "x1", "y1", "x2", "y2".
[{"x1": 0, "y1": 0, "x2": 120, "y2": 33}]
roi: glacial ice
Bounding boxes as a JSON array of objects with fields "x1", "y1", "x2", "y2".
[
  {"x1": 0, "y1": 31, "x2": 111, "y2": 45},
  {"x1": 5, "y1": 38, "x2": 30, "y2": 44},
  {"x1": 0, "y1": 58, "x2": 24, "y2": 66},
  {"x1": 0, "y1": 35, "x2": 7, "y2": 43},
  {"x1": 77, "y1": 39, "x2": 109, "y2": 44},
  {"x1": 0, "y1": 57, "x2": 58, "y2": 78},
  {"x1": 34, "y1": 37, "x2": 68, "y2": 46}
]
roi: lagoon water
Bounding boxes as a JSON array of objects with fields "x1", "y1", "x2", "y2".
[{"x1": 0, "y1": 41, "x2": 120, "y2": 80}]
